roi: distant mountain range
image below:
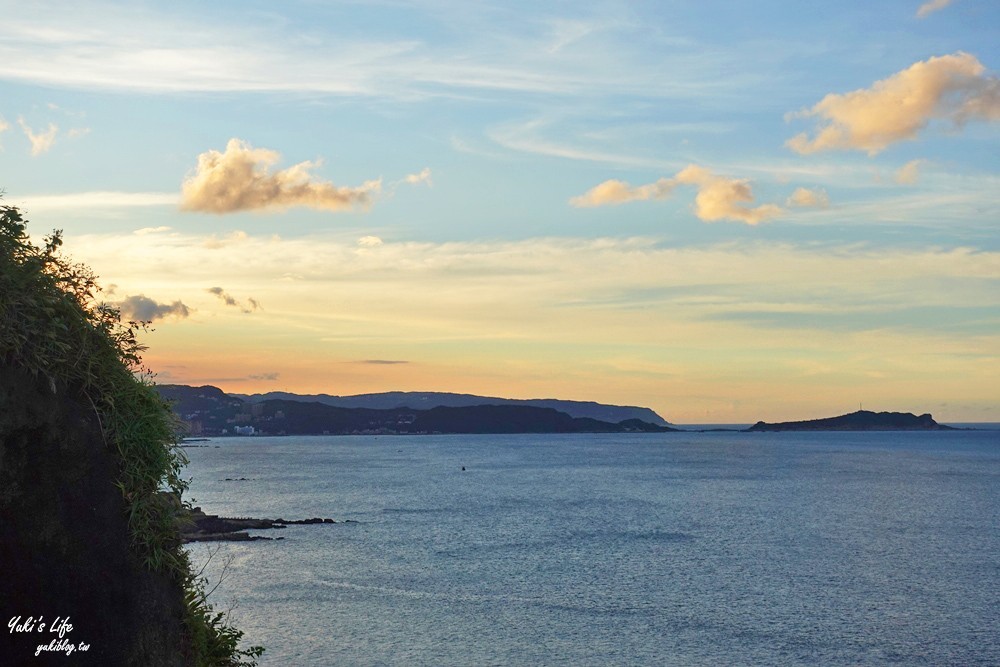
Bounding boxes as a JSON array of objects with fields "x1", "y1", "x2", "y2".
[
  {"x1": 746, "y1": 410, "x2": 955, "y2": 432},
  {"x1": 155, "y1": 386, "x2": 954, "y2": 437},
  {"x1": 157, "y1": 385, "x2": 674, "y2": 436},
  {"x1": 232, "y1": 390, "x2": 671, "y2": 426}
]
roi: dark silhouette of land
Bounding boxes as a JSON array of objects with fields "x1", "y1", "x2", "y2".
[
  {"x1": 746, "y1": 410, "x2": 955, "y2": 432},
  {"x1": 159, "y1": 386, "x2": 963, "y2": 437},
  {"x1": 157, "y1": 385, "x2": 675, "y2": 436},
  {"x1": 179, "y1": 506, "x2": 345, "y2": 543},
  {"x1": 232, "y1": 389, "x2": 670, "y2": 425}
]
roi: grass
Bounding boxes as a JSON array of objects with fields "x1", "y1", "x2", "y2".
[{"x1": 0, "y1": 202, "x2": 262, "y2": 666}]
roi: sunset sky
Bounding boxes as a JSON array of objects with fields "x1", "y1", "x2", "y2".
[{"x1": 2, "y1": 0, "x2": 997, "y2": 423}]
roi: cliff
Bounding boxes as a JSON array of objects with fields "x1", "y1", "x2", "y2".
[
  {"x1": 0, "y1": 368, "x2": 190, "y2": 665},
  {"x1": 0, "y1": 203, "x2": 258, "y2": 665}
]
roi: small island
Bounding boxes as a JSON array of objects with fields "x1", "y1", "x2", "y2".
[{"x1": 746, "y1": 410, "x2": 956, "y2": 432}]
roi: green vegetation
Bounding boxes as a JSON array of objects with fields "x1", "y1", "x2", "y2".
[{"x1": 0, "y1": 203, "x2": 262, "y2": 666}]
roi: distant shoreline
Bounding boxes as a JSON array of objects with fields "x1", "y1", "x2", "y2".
[
  {"x1": 179, "y1": 421, "x2": 997, "y2": 441},
  {"x1": 160, "y1": 384, "x2": 996, "y2": 436}
]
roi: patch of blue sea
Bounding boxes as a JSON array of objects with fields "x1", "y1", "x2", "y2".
[{"x1": 184, "y1": 430, "x2": 1000, "y2": 667}]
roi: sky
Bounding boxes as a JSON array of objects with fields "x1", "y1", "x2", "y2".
[{"x1": 1, "y1": 0, "x2": 997, "y2": 423}]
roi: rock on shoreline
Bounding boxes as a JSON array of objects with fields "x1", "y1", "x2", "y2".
[{"x1": 180, "y1": 507, "x2": 341, "y2": 543}]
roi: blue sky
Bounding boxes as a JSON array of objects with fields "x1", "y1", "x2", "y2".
[{"x1": 1, "y1": 0, "x2": 997, "y2": 422}]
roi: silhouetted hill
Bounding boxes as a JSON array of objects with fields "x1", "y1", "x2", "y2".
[
  {"x1": 156, "y1": 385, "x2": 674, "y2": 436},
  {"x1": 410, "y1": 405, "x2": 657, "y2": 434},
  {"x1": 746, "y1": 410, "x2": 955, "y2": 432},
  {"x1": 157, "y1": 384, "x2": 245, "y2": 434},
  {"x1": 232, "y1": 390, "x2": 670, "y2": 426}
]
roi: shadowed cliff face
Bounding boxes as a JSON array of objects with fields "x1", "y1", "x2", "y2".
[{"x1": 0, "y1": 368, "x2": 191, "y2": 666}]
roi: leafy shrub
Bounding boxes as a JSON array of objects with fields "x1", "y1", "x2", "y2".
[{"x1": 0, "y1": 203, "x2": 262, "y2": 666}]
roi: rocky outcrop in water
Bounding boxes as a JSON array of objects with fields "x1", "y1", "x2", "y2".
[{"x1": 180, "y1": 507, "x2": 342, "y2": 543}]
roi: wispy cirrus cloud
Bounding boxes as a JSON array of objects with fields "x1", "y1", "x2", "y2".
[
  {"x1": 786, "y1": 52, "x2": 1000, "y2": 155},
  {"x1": 571, "y1": 165, "x2": 782, "y2": 225},
  {"x1": 12, "y1": 191, "x2": 178, "y2": 211},
  {"x1": 489, "y1": 118, "x2": 680, "y2": 170},
  {"x1": 0, "y1": 4, "x2": 751, "y2": 105},
  {"x1": 181, "y1": 139, "x2": 381, "y2": 214},
  {"x1": 0, "y1": 116, "x2": 9, "y2": 149}
]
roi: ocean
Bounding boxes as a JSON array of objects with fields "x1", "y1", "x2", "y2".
[{"x1": 183, "y1": 429, "x2": 999, "y2": 666}]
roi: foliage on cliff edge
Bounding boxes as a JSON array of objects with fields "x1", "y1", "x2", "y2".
[{"x1": 0, "y1": 203, "x2": 262, "y2": 666}]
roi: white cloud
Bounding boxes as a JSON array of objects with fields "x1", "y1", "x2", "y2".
[
  {"x1": 207, "y1": 286, "x2": 261, "y2": 313},
  {"x1": 675, "y1": 165, "x2": 783, "y2": 225},
  {"x1": 786, "y1": 52, "x2": 999, "y2": 155},
  {"x1": 17, "y1": 116, "x2": 58, "y2": 155},
  {"x1": 570, "y1": 178, "x2": 677, "y2": 207},
  {"x1": 357, "y1": 235, "x2": 384, "y2": 248},
  {"x1": 180, "y1": 138, "x2": 381, "y2": 214},
  {"x1": 202, "y1": 230, "x2": 250, "y2": 249},
  {"x1": 572, "y1": 165, "x2": 782, "y2": 225},
  {"x1": 402, "y1": 167, "x2": 432, "y2": 187},
  {"x1": 894, "y1": 159, "x2": 926, "y2": 185},
  {"x1": 786, "y1": 187, "x2": 830, "y2": 208},
  {"x1": 916, "y1": 0, "x2": 954, "y2": 18},
  {"x1": 134, "y1": 226, "x2": 173, "y2": 235},
  {"x1": 115, "y1": 294, "x2": 190, "y2": 322},
  {"x1": 0, "y1": 116, "x2": 9, "y2": 149}
]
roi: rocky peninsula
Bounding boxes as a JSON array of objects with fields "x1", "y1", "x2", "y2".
[{"x1": 180, "y1": 507, "x2": 345, "y2": 543}]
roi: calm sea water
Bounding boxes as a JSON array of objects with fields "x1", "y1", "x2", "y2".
[{"x1": 183, "y1": 430, "x2": 999, "y2": 666}]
